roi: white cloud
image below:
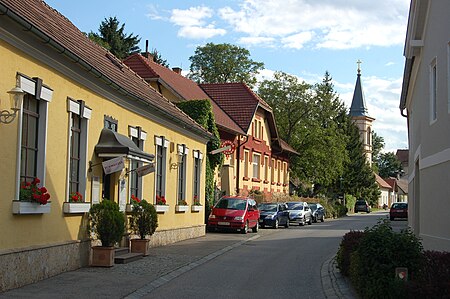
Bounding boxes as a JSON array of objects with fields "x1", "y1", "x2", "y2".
[
  {"x1": 169, "y1": 6, "x2": 226, "y2": 39},
  {"x1": 219, "y1": 0, "x2": 409, "y2": 50},
  {"x1": 281, "y1": 31, "x2": 314, "y2": 49},
  {"x1": 146, "y1": 4, "x2": 164, "y2": 20},
  {"x1": 178, "y1": 26, "x2": 226, "y2": 39}
]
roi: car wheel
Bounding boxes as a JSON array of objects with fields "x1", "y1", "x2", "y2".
[
  {"x1": 321, "y1": 215, "x2": 325, "y2": 222},
  {"x1": 313, "y1": 216, "x2": 317, "y2": 223},
  {"x1": 308, "y1": 216, "x2": 312, "y2": 225},
  {"x1": 241, "y1": 221, "x2": 248, "y2": 234},
  {"x1": 390, "y1": 217, "x2": 394, "y2": 221},
  {"x1": 260, "y1": 223, "x2": 265, "y2": 228},
  {"x1": 273, "y1": 219, "x2": 279, "y2": 229},
  {"x1": 300, "y1": 217, "x2": 305, "y2": 226},
  {"x1": 252, "y1": 222, "x2": 259, "y2": 233},
  {"x1": 284, "y1": 219, "x2": 289, "y2": 228}
]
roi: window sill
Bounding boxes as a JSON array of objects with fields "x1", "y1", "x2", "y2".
[
  {"x1": 175, "y1": 205, "x2": 189, "y2": 213},
  {"x1": 277, "y1": 183, "x2": 282, "y2": 186},
  {"x1": 263, "y1": 180, "x2": 270, "y2": 184},
  {"x1": 63, "y1": 202, "x2": 91, "y2": 214},
  {"x1": 191, "y1": 205, "x2": 203, "y2": 212},
  {"x1": 252, "y1": 178, "x2": 261, "y2": 182},
  {"x1": 243, "y1": 176, "x2": 250, "y2": 181},
  {"x1": 12, "y1": 200, "x2": 52, "y2": 215},
  {"x1": 155, "y1": 205, "x2": 169, "y2": 213}
]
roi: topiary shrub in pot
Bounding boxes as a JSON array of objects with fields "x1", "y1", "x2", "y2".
[
  {"x1": 129, "y1": 199, "x2": 158, "y2": 256},
  {"x1": 88, "y1": 199, "x2": 125, "y2": 266}
]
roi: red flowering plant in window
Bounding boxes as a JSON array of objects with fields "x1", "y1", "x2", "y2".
[
  {"x1": 193, "y1": 195, "x2": 201, "y2": 206},
  {"x1": 131, "y1": 194, "x2": 141, "y2": 205},
  {"x1": 69, "y1": 191, "x2": 83, "y2": 203},
  {"x1": 156, "y1": 195, "x2": 167, "y2": 205},
  {"x1": 19, "y1": 177, "x2": 51, "y2": 205}
]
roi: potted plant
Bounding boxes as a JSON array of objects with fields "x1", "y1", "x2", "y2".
[
  {"x1": 129, "y1": 199, "x2": 158, "y2": 256},
  {"x1": 155, "y1": 195, "x2": 169, "y2": 213},
  {"x1": 88, "y1": 199, "x2": 125, "y2": 267},
  {"x1": 13, "y1": 178, "x2": 51, "y2": 214}
]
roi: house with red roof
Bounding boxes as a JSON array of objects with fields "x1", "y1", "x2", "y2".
[
  {"x1": 200, "y1": 83, "x2": 298, "y2": 199},
  {"x1": 124, "y1": 53, "x2": 297, "y2": 200}
]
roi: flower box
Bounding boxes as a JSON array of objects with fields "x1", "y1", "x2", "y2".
[
  {"x1": 155, "y1": 205, "x2": 169, "y2": 213},
  {"x1": 191, "y1": 205, "x2": 203, "y2": 212},
  {"x1": 175, "y1": 205, "x2": 189, "y2": 213},
  {"x1": 63, "y1": 202, "x2": 91, "y2": 214},
  {"x1": 12, "y1": 200, "x2": 51, "y2": 215}
]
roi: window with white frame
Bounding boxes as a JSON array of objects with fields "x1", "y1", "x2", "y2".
[
  {"x1": 264, "y1": 156, "x2": 269, "y2": 181},
  {"x1": 244, "y1": 150, "x2": 249, "y2": 177},
  {"x1": 129, "y1": 126, "x2": 146, "y2": 200},
  {"x1": 252, "y1": 153, "x2": 260, "y2": 179},
  {"x1": 271, "y1": 158, "x2": 275, "y2": 183},
  {"x1": 155, "y1": 136, "x2": 169, "y2": 201},
  {"x1": 193, "y1": 150, "x2": 203, "y2": 201},
  {"x1": 177, "y1": 144, "x2": 188, "y2": 204},
  {"x1": 430, "y1": 58, "x2": 437, "y2": 122},
  {"x1": 18, "y1": 75, "x2": 52, "y2": 191},
  {"x1": 283, "y1": 162, "x2": 288, "y2": 185},
  {"x1": 277, "y1": 161, "x2": 281, "y2": 183},
  {"x1": 67, "y1": 99, "x2": 91, "y2": 201}
]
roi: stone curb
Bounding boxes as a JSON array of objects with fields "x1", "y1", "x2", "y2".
[
  {"x1": 124, "y1": 234, "x2": 261, "y2": 298},
  {"x1": 321, "y1": 256, "x2": 357, "y2": 299}
]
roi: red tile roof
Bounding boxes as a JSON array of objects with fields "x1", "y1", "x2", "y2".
[
  {"x1": 395, "y1": 149, "x2": 409, "y2": 164},
  {"x1": 375, "y1": 173, "x2": 392, "y2": 189},
  {"x1": 123, "y1": 53, "x2": 245, "y2": 135},
  {"x1": 0, "y1": 0, "x2": 210, "y2": 138},
  {"x1": 200, "y1": 83, "x2": 272, "y2": 132}
]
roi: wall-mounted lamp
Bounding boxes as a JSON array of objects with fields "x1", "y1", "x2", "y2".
[{"x1": 0, "y1": 87, "x2": 25, "y2": 124}]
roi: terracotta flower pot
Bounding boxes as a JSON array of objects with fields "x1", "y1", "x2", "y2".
[
  {"x1": 91, "y1": 246, "x2": 115, "y2": 267},
  {"x1": 130, "y1": 239, "x2": 150, "y2": 256}
]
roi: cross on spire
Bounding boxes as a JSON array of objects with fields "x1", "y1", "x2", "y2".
[{"x1": 357, "y1": 59, "x2": 362, "y2": 74}]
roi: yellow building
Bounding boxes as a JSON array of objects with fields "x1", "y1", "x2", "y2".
[{"x1": 0, "y1": 0, "x2": 211, "y2": 291}]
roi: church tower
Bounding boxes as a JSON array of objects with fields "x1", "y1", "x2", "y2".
[{"x1": 349, "y1": 61, "x2": 375, "y2": 164}]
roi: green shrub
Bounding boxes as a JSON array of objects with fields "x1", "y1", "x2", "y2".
[
  {"x1": 89, "y1": 199, "x2": 125, "y2": 247},
  {"x1": 349, "y1": 219, "x2": 423, "y2": 299},
  {"x1": 129, "y1": 199, "x2": 158, "y2": 239},
  {"x1": 336, "y1": 230, "x2": 365, "y2": 276}
]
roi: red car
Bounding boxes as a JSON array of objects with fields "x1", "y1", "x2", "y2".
[
  {"x1": 389, "y1": 202, "x2": 408, "y2": 220},
  {"x1": 207, "y1": 196, "x2": 260, "y2": 234}
]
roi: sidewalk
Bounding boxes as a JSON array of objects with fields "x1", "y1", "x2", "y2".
[{"x1": 0, "y1": 231, "x2": 356, "y2": 299}]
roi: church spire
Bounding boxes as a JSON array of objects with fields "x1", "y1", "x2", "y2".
[{"x1": 350, "y1": 60, "x2": 369, "y2": 117}]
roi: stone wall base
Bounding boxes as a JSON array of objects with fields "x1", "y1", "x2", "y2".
[
  {"x1": 0, "y1": 225, "x2": 205, "y2": 292},
  {"x1": 149, "y1": 224, "x2": 206, "y2": 248},
  {"x1": 0, "y1": 240, "x2": 90, "y2": 292}
]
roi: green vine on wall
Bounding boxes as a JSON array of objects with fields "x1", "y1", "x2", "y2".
[{"x1": 176, "y1": 100, "x2": 223, "y2": 208}]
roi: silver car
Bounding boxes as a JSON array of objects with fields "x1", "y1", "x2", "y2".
[{"x1": 286, "y1": 202, "x2": 313, "y2": 226}]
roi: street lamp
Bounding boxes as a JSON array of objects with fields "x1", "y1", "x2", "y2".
[{"x1": 0, "y1": 87, "x2": 25, "y2": 124}]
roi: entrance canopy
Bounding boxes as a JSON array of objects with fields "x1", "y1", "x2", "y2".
[{"x1": 95, "y1": 128, "x2": 154, "y2": 163}]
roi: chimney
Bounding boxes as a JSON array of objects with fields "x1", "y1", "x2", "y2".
[
  {"x1": 142, "y1": 40, "x2": 154, "y2": 61},
  {"x1": 172, "y1": 67, "x2": 182, "y2": 75}
]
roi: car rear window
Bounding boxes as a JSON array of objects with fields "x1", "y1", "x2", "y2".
[{"x1": 391, "y1": 203, "x2": 407, "y2": 209}]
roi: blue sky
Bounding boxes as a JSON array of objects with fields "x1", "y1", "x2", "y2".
[{"x1": 45, "y1": 0, "x2": 410, "y2": 152}]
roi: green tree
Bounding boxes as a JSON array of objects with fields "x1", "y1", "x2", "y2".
[
  {"x1": 378, "y1": 152, "x2": 403, "y2": 178},
  {"x1": 258, "y1": 71, "x2": 347, "y2": 190},
  {"x1": 371, "y1": 131, "x2": 385, "y2": 173},
  {"x1": 149, "y1": 48, "x2": 169, "y2": 68},
  {"x1": 341, "y1": 116, "x2": 379, "y2": 206},
  {"x1": 89, "y1": 17, "x2": 140, "y2": 59},
  {"x1": 188, "y1": 43, "x2": 264, "y2": 89}
]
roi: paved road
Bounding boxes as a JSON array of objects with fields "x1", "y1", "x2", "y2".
[
  {"x1": 144, "y1": 212, "x2": 389, "y2": 299},
  {"x1": 0, "y1": 211, "x2": 397, "y2": 299}
]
